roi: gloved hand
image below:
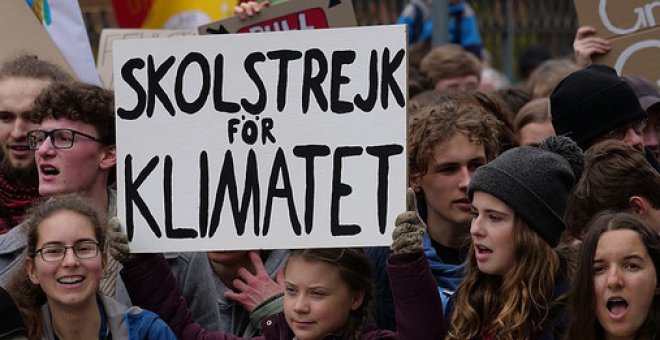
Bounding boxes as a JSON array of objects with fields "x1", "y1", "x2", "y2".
[
  {"x1": 390, "y1": 188, "x2": 426, "y2": 254},
  {"x1": 107, "y1": 217, "x2": 133, "y2": 263}
]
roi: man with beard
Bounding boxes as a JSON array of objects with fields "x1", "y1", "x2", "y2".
[{"x1": 0, "y1": 55, "x2": 72, "y2": 233}]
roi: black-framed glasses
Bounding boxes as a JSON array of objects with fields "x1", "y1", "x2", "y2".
[
  {"x1": 34, "y1": 241, "x2": 100, "y2": 262},
  {"x1": 603, "y1": 118, "x2": 648, "y2": 140},
  {"x1": 27, "y1": 128, "x2": 102, "y2": 150}
]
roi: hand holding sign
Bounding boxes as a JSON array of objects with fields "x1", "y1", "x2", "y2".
[
  {"x1": 234, "y1": 1, "x2": 270, "y2": 21},
  {"x1": 108, "y1": 217, "x2": 133, "y2": 263},
  {"x1": 224, "y1": 251, "x2": 285, "y2": 312},
  {"x1": 390, "y1": 188, "x2": 426, "y2": 255},
  {"x1": 573, "y1": 26, "x2": 612, "y2": 68}
]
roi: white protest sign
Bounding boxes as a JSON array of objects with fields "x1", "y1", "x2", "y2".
[
  {"x1": 97, "y1": 29, "x2": 197, "y2": 89},
  {"x1": 113, "y1": 25, "x2": 408, "y2": 252}
]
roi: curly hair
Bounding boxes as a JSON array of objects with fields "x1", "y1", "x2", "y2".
[
  {"x1": 28, "y1": 81, "x2": 115, "y2": 145},
  {"x1": 4, "y1": 194, "x2": 109, "y2": 340},
  {"x1": 470, "y1": 91, "x2": 519, "y2": 152},
  {"x1": 447, "y1": 217, "x2": 567, "y2": 340},
  {"x1": 408, "y1": 98, "x2": 501, "y2": 179},
  {"x1": 286, "y1": 248, "x2": 374, "y2": 340},
  {"x1": 565, "y1": 212, "x2": 660, "y2": 340},
  {"x1": 0, "y1": 54, "x2": 72, "y2": 82}
]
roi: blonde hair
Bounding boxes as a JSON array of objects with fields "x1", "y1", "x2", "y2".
[
  {"x1": 447, "y1": 218, "x2": 564, "y2": 340},
  {"x1": 526, "y1": 59, "x2": 579, "y2": 98},
  {"x1": 420, "y1": 44, "x2": 482, "y2": 86},
  {"x1": 514, "y1": 98, "x2": 551, "y2": 132}
]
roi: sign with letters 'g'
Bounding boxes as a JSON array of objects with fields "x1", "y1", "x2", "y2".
[
  {"x1": 113, "y1": 25, "x2": 407, "y2": 252},
  {"x1": 574, "y1": 0, "x2": 659, "y2": 84}
]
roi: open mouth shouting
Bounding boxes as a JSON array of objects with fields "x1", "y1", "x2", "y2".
[
  {"x1": 474, "y1": 244, "x2": 493, "y2": 262},
  {"x1": 39, "y1": 164, "x2": 60, "y2": 177},
  {"x1": 606, "y1": 297, "x2": 628, "y2": 319}
]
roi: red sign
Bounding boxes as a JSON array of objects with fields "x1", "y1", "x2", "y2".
[
  {"x1": 237, "y1": 8, "x2": 329, "y2": 33},
  {"x1": 112, "y1": 0, "x2": 154, "y2": 28}
]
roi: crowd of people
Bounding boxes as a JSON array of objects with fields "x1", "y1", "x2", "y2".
[{"x1": 0, "y1": 0, "x2": 659, "y2": 339}]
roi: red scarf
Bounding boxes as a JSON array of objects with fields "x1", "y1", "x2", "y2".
[{"x1": 0, "y1": 172, "x2": 39, "y2": 234}]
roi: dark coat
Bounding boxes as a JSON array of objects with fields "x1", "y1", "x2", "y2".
[{"x1": 121, "y1": 252, "x2": 445, "y2": 340}]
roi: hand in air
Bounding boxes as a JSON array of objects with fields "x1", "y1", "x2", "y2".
[
  {"x1": 390, "y1": 188, "x2": 426, "y2": 254},
  {"x1": 224, "y1": 250, "x2": 285, "y2": 312},
  {"x1": 107, "y1": 217, "x2": 133, "y2": 263},
  {"x1": 234, "y1": 1, "x2": 270, "y2": 20},
  {"x1": 573, "y1": 26, "x2": 611, "y2": 68}
]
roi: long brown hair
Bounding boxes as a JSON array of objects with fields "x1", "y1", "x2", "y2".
[
  {"x1": 565, "y1": 212, "x2": 660, "y2": 340},
  {"x1": 4, "y1": 194, "x2": 108, "y2": 340},
  {"x1": 447, "y1": 217, "x2": 566, "y2": 340}
]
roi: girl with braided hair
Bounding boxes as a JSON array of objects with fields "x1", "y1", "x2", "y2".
[{"x1": 109, "y1": 232, "x2": 441, "y2": 339}]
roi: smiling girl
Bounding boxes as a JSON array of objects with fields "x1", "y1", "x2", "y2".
[
  {"x1": 566, "y1": 212, "x2": 660, "y2": 340},
  {"x1": 5, "y1": 194, "x2": 176, "y2": 340},
  {"x1": 111, "y1": 240, "x2": 442, "y2": 339}
]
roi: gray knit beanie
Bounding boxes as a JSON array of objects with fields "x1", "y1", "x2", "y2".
[{"x1": 467, "y1": 136, "x2": 584, "y2": 247}]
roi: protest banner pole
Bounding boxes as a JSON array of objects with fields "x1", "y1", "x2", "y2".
[{"x1": 431, "y1": 0, "x2": 449, "y2": 48}]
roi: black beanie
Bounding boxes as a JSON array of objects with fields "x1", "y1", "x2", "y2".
[
  {"x1": 550, "y1": 64, "x2": 647, "y2": 150},
  {"x1": 467, "y1": 136, "x2": 584, "y2": 247}
]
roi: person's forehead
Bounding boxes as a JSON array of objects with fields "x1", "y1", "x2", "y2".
[
  {"x1": 39, "y1": 117, "x2": 97, "y2": 135},
  {"x1": 431, "y1": 132, "x2": 486, "y2": 159},
  {"x1": 0, "y1": 77, "x2": 50, "y2": 110}
]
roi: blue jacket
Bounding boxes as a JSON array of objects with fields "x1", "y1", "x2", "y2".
[
  {"x1": 422, "y1": 233, "x2": 464, "y2": 316},
  {"x1": 365, "y1": 234, "x2": 465, "y2": 330},
  {"x1": 398, "y1": 1, "x2": 482, "y2": 58},
  {"x1": 40, "y1": 295, "x2": 176, "y2": 340}
]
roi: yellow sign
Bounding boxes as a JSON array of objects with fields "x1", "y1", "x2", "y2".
[{"x1": 142, "y1": 0, "x2": 236, "y2": 29}]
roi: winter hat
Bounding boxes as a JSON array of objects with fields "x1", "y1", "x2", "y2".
[
  {"x1": 550, "y1": 64, "x2": 647, "y2": 150},
  {"x1": 623, "y1": 75, "x2": 660, "y2": 111},
  {"x1": 468, "y1": 136, "x2": 584, "y2": 247}
]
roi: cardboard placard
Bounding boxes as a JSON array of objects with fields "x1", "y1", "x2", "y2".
[
  {"x1": 96, "y1": 29, "x2": 196, "y2": 89},
  {"x1": 0, "y1": 0, "x2": 75, "y2": 77},
  {"x1": 574, "y1": 0, "x2": 659, "y2": 85},
  {"x1": 113, "y1": 25, "x2": 407, "y2": 252},
  {"x1": 198, "y1": 0, "x2": 357, "y2": 35}
]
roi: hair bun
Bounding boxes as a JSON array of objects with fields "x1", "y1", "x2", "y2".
[{"x1": 538, "y1": 136, "x2": 585, "y2": 181}]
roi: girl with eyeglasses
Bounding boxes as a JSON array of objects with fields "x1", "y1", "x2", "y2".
[{"x1": 4, "y1": 194, "x2": 176, "y2": 340}]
